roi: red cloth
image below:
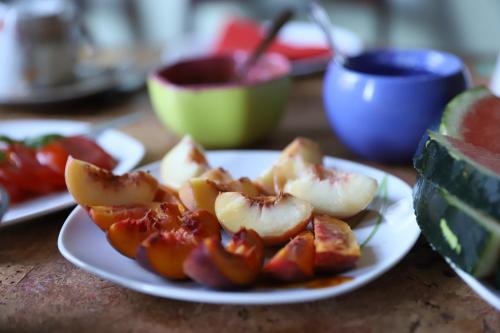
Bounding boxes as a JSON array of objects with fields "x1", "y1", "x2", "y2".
[{"x1": 214, "y1": 18, "x2": 332, "y2": 61}]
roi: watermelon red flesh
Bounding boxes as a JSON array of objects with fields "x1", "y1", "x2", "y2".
[
  {"x1": 461, "y1": 95, "x2": 500, "y2": 154},
  {"x1": 448, "y1": 135, "x2": 500, "y2": 175}
]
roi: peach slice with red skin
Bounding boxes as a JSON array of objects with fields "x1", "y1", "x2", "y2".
[
  {"x1": 313, "y1": 215, "x2": 361, "y2": 272},
  {"x1": 107, "y1": 203, "x2": 183, "y2": 258},
  {"x1": 160, "y1": 135, "x2": 210, "y2": 190},
  {"x1": 137, "y1": 231, "x2": 197, "y2": 280},
  {"x1": 179, "y1": 177, "x2": 262, "y2": 215},
  {"x1": 136, "y1": 210, "x2": 221, "y2": 279},
  {"x1": 284, "y1": 164, "x2": 377, "y2": 218},
  {"x1": 221, "y1": 177, "x2": 261, "y2": 197},
  {"x1": 89, "y1": 203, "x2": 161, "y2": 231},
  {"x1": 183, "y1": 228, "x2": 265, "y2": 289},
  {"x1": 154, "y1": 184, "x2": 183, "y2": 205},
  {"x1": 215, "y1": 192, "x2": 313, "y2": 246},
  {"x1": 200, "y1": 167, "x2": 233, "y2": 184},
  {"x1": 256, "y1": 137, "x2": 324, "y2": 194},
  {"x1": 179, "y1": 210, "x2": 221, "y2": 241},
  {"x1": 65, "y1": 156, "x2": 159, "y2": 206},
  {"x1": 178, "y1": 178, "x2": 220, "y2": 215},
  {"x1": 280, "y1": 137, "x2": 323, "y2": 164},
  {"x1": 263, "y1": 230, "x2": 315, "y2": 282}
]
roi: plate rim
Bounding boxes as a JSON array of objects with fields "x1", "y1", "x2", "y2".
[
  {"x1": 0, "y1": 65, "x2": 144, "y2": 106},
  {"x1": 58, "y1": 152, "x2": 420, "y2": 305},
  {"x1": 447, "y1": 259, "x2": 500, "y2": 311},
  {"x1": 0, "y1": 119, "x2": 145, "y2": 227}
]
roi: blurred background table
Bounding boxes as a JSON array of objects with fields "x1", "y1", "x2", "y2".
[{"x1": 0, "y1": 70, "x2": 498, "y2": 332}]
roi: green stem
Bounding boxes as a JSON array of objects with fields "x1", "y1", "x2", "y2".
[
  {"x1": 360, "y1": 175, "x2": 388, "y2": 248},
  {"x1": 0, "y1": 133, "x2": 64, "y2": 148}
]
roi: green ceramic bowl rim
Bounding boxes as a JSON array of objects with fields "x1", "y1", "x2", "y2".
[{"x1": 149, "y1": 52, "x2": 292, "y2": 91}]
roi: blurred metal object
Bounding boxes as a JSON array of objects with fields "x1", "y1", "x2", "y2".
[
  {"x1": 307, "y1": 1, "x2": 346, "y2": 65},
  {"x1": 0, "y1": 185, "x2": 10, "y2": 222},
  {"x1": 236, "y1": 8, "x2": 294, "y2": 80},
  {"x1": 0, "y1": 0, "x2": 91, "y2": 95}
]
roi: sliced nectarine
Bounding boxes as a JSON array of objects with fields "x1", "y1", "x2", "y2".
[
  {"x1": 263, "y1": 230, "x2": 315, "y2": 282},
  {"x1": 89, "y1": 203, "x2": 160, "y2": 231},
  {"x1": 183, "y1": 228, "x2": 264, "y2": 289},
  {"x1": 256, "y1": 137, "x2": 323, "y2": 194},
  {"x1": 65, "y1": 156, "x2": 158, "y2": 206},
  {"x1": 200, "y1": 167, "x2": 233, "y2": 184},
  {"x1": 284, "y1": 164, "x2": 377, "y2": 218},
  {"x1": 313, "y1": 215, "x2": 360, "y2": 272},
  {"x1": 179, "y1": 177, "x2": 262, "y2": 214},
  {"x1": 280, "y1": 137, "x2": 323, "y2": 164},
  {"x1": 107, "y1": 219, "x2": 155, "y2": 259},
  {"x1": 179, "y1": 210, "x2": 221, "y2": 241},
  {"x1": 178, "y1": 178, "x2": 220, "y2": 215},
  {"x1": 255, "y1": 168, "x2": 275, "y2": 195},
  {"x1": 154, "y1": 184, "x2": 183, "y2": 206},
  {"x1": 223, "y1": 177, "x2": 261, "y2": 197},
  {"x1": 137, "y1": 210, "x2": 221, "y2": 279},
  {"x1": 107, "y1": 203, "x2": 182, "y2": 258},
  {"x1": 137, "y1": 230, "x2": 197, "y2": 280},
  {"x1": 215, "y1": 192, "x2": 313, "y2": 246},
  {"x1": 160, "y1": 135, "x2": 210, "y2": 190}
]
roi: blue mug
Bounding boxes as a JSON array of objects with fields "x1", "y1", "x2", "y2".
[{"x1": 323, "y1": 49, "x2": 469, "y2": 162}]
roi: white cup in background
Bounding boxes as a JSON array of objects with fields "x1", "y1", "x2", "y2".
[
  {"x1": 0, "y1": 0, "x2": 90, "y2": 97},
  {"x1": 490, "y1": 52, "x2": 500, "y2": 96}
]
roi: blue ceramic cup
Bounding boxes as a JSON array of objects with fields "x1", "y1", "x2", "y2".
[{"x1": 323, "y1": 49, "x2": 469, "y2": 162}]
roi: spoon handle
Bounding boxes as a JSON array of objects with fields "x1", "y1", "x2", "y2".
[
  {"x1": 307, "y1": 1, "x2": 346, "y2": 65},
  {"x1": 0, "y1": 185, "x2": 9, "y2": 222},
  {"x1": 239, "y1": 9, "x2": 294, "y2": 77}
]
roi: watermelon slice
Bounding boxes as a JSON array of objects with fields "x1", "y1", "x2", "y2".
[
  {"x1": 414, "y1": 86, "x2": 500, "y2": 290},
  {"x1": 414, "y1": 177, "x2": 500, "y2": 278},
  {"x1": 414, "y1": 131, "x2": 500, "y2": 220},
  {"x1": 440, "y1": 87, "x2": 500, "y2": 154}
]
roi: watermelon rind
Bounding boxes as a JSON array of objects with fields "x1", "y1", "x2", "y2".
[
  {"x1": 439, "y1": 86, "x2": 491, "y2": 137},
  {"x1": 414, "y1": 131, "x2": 500, "y2": 220},
  {"x1": 414, "y1": 177, "x2": 500, "y2": 278}
]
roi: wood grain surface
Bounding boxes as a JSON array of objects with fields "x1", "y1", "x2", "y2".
[{"x1": 0, "y1": 78, "x2": 498, "y2": 333}]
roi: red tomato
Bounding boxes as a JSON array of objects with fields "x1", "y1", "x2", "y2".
[
  {"x1": 36, "y1": 141, "x2": 69, "y2": 175},
  {"x1": 61, "y1": 136, "x2": 117, "y2": 170},
  {"x1": 0, "y1": 163, "x2": 26, "y2": 203},
  {"x1": 0, "y1": 135, "x2": 116, "y2": 203},
  {"x1": 8, "y1": 144, "x2": 65, "y2": 194}
]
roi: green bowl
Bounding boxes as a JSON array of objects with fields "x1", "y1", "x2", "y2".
[{"x1": 148, "y1": 53, "x2": 291, "y2": 148}]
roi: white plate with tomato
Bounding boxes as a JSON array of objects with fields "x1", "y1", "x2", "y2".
[
  {"x1": 0, "y1": 119, "x2": 145, "y2": 226},
  {"x1": 58, "y1": 136, "x2": 420, "y2": 305}
]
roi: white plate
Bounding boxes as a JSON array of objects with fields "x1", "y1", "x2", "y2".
[
  {"x1": 0, "y1": 119, "x2": 145, "y2": 226},
  {"x1": 278, "y1": 21, "x2": 363, "y2": 76},
  {"x1": 0, "y1": 64, "x2": 145, "y2": 106},
  {"x1": 448, "y1": 260, "x2": 500, "y2": 311},
  {"x1": 58, "y1": 151, "x2": 419, "y2": 305}
]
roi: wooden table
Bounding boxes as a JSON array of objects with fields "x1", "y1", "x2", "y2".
[{"x1": 0, "y1": 78, "x2": 498, "y2": 332}]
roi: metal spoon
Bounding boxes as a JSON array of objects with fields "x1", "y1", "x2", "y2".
[
  {"x1": 0, "y1": 185, "x2": 10, "y2": 222},
  {"x1": 307, "y1": 1, "x2": 347, "y2": 65},
  {"x1": 236, "y1": 8, "x2": 295, "y2": 81}
]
